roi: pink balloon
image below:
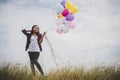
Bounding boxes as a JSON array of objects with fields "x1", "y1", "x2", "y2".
[
  {"x1": 68, "y1": 22, "x2": 76, "y2": 29},
  {"x1": 56, "y1": 27, "x2": 62, "y2": 34},
  {"x1": 62, "y1": 9, "x2": 69, "y2": 17}
]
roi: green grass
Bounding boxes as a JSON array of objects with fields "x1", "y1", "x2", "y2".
[{"x1": 0, "y1": 63, "x2": 120, "y2": 80}]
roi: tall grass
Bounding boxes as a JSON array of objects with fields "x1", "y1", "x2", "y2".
[{"x1": 0, "y1": 63, "x2": 120, "y2": 80}]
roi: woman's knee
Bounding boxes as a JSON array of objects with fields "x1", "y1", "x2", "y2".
[
  {"x1": 30, "y1": 60, "x2": 35, "y2": 64},
  {"x1": 31, "y1": 60, "x2": 38, "y2": 64}
]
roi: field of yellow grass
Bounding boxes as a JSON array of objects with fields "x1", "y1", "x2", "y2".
[{"x1": 0, "y1": 63, "x2": 120, "y2": 80}]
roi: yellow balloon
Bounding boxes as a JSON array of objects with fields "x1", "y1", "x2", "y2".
[
  {"x1": 71, "y1": 5, "x2": 78, "y2": 14},
  {"x1": 68, "y1": 4, "x2": 75, "y2": 12},
  {"x1": 65, "y1": 0, "x2": 73, "y2": 10},
  {"x1": 65, "y1": 0, "x2": 78, "y2": 14},
  {"x1": 57, "y1": 13, "x2": 63, "y2": 18}
]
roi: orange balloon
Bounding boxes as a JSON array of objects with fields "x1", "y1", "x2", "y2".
[{"x1": 57, "y1": 13, "x2": 63, "y2": 18}]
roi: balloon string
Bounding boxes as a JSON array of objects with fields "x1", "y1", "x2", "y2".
[
  {"x1": 45, "y1": 14, "x2": 60, "y2": 33},
  {"x1": 46, "y1": 25, "x2": 53, "y2": 32},
  {"x1": 45, "y1": 17, "x2": 57, "y2": 32},
  {"x1": 45, "y1": 35, "x2": 60, "y2": 66}
]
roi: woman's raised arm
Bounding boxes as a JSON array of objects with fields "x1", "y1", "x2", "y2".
[{"x1": 21, "y1": 29, "x2": 31, "y2": 36}]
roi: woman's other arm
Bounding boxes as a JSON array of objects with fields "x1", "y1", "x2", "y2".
[{"x1": 39, "y1": 32, "x2": 47, "y2": 43}]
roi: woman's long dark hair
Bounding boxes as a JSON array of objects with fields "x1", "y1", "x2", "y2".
[{"x1": 31, "y1": 25, "x2": 40, "y2": 35}]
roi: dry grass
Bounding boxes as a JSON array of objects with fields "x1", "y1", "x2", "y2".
[{"x1": 0, "y1": 63, "x2": 120, "y2": 80}]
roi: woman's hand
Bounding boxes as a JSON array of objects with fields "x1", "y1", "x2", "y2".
[
  {"x1": 43, "y1": 32, "x2": 47, "y2": 36},
  {"x1": 39, "y1": 31, "x2": 47, "y2": 43}
]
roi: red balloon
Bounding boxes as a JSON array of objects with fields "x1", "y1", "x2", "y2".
[{"x1": 62, "y1": 9, "x2": 69, "y2": 17}]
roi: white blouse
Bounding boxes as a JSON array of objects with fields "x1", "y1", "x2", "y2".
[{"x1": 27, "y1": 35, "x2": 40, "y2": 52}]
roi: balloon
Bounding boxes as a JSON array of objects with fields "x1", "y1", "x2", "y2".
[
  {"x1": 61, "y1": 26, "x2": 69, "y2": 33},
  {"x1": 61, "y1": 0, "x2": 66, "y2": 8},
  {"x1": 66, "y1": 13, "x2": 74, "y2": 21},
  {"x1": 62, "y1": 9, "x2": 69, "y2": 17},
  {"x1": 68, "y1": 21, "x2": 76, "y2": 29},
  {"x1": 57, "y1": 13, "x2": 63, "y2": 18},
  {"x1": 62, "y1": 18, "x2": 70, "y2": 25},
  {"x1": 71, "y1": 5, "x2": 78, "y2": 14},
  {"x1": 55, "y1": 0, "x2": 78, "y2": 34},
  {"x1": 55, "y1": 19, "x2": 63, "y2": 26},
  {"x1": 56, "y1": 4, "x2": 64, "y2": 14},
  {"x1": 56, "y1": 27, "x2": 62, "y2": 34},
  {"x1": 65, "y1": 0, "x2": 73, "y2": 10}
]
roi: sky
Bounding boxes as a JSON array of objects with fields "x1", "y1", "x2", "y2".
[{"x1": 0, "y1": 0, "x2": 120, "y2": 72}]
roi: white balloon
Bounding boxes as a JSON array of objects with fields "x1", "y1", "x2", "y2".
[
  {"x1": 55, "y1": 3, "x2": 64, "y2": 14},
  {"x1": 61, "y1": 25, "x2": 69, "y2": 33},
  {"x1": 55, "y1": 19, "x2": 63, "y2": 26},
  {"x1": 62, "y1": 18, "x2": 70, "y2": 25}
]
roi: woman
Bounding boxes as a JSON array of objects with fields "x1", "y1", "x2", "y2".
[{"x1": 21, "y1": 25, "x2": 46, "y2": 76}]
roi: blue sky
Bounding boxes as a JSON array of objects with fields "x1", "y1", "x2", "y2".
[{"x1": 0, "y1": 0, "x2": 120, "y2": 72}]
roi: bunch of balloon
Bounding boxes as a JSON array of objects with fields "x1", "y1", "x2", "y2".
[{"x1": 55, "y1": 0, "x2": 78, "y2": 34}]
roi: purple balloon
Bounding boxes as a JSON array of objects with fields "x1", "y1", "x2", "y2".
[
  {"x1": 61, "y1": 0, "x2": 66, "y2": 8},
  {"x1": 66, "y1": 14, "x2": 74, "y2": 21}
]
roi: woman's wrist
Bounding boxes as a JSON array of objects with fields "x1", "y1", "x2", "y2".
[{"x1": 43, "y1": 32, "x2": 47, "y2": 36}]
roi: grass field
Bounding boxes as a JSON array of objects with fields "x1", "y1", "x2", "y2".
[{"x1": 0, "y1": 63, "x2": 120, "y2": 80}]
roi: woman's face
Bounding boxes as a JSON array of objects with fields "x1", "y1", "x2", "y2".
[{"x1": 33, "y1": 26, "x2": 39, "y2": 32}]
